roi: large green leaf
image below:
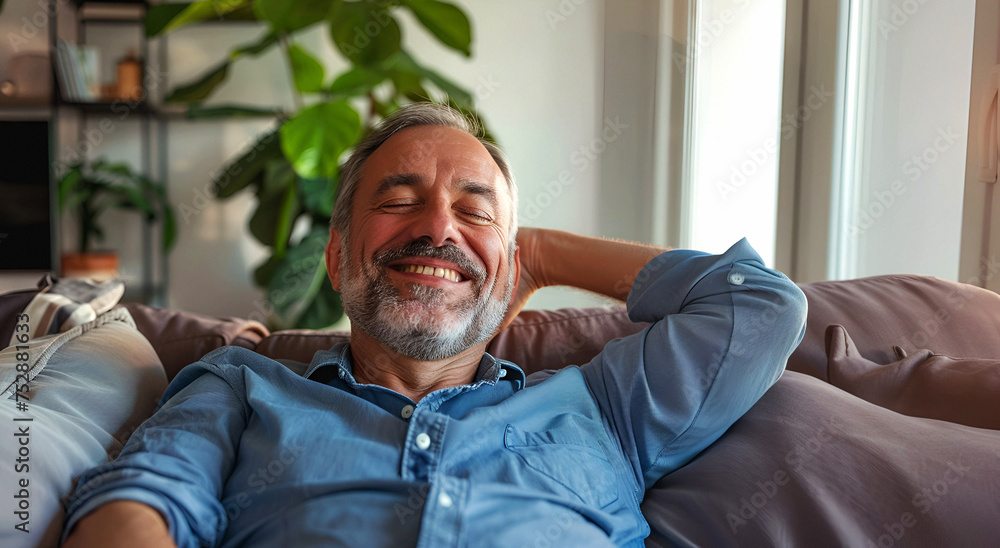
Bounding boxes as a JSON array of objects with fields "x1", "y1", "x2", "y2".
[
  {"x1": 160, "y1": 203, "x2": 178, "y2": 252},
  {"x1": 232, "y1": 31, "x2": 280, "y2": 58},
  {"x1": 254, "y1": 0, "x2": 334, "y2": 32},
  {"x1": 266, "y1": 226, "x2": 342, "y2": 329},
  {"x1": 146, "y1": 3, "x2": 189, "y2": 36},
  {"x1": 288, "y1": 43, "x2": 326, "y2": 93},
  {"x1": 328, "y1": 1, "x2": 402, "y2": 67},
  {"x1": 252, "y1": 253, "x2": 283, "y2": 287},
  {"x1": 213, "y1": 129, "x2": 283, "y2": 198},
  {"x1": 419, "y1": 65, "x2": 474, "y2": 108},
  {"x1": 382, "y1": 52, "x2": 473, "y2": 107},
  {"x1": 147, "y1": 0, "x2": 253, "y2": 36},
  {"x1": 165, "y1": 32, "x2": 275, "y2": 104},
  {"x1": 292, "y1": 275, "x2": 343, "y2": 329},
  {"x1": 298, "y1": 176, "x2": 337, "y2": 217},
  {"x1": 402, "y1": 0, "x2": 472, "y2": 56},
  {"x1": 280, "y1": 101, "x2": 361, "y2": 180},
  {"x1": 249, "y1": 161, "x2": 298, "y2": 250},
  {"x1": 165, "y1": 62, "x2": 229, "y2": 103},
  {"x1": 382, "y1": 56, "x2": 429, "y2": 99},
  {"x1": 328, "y1": 66, "x2": 386, "y2": 99}
]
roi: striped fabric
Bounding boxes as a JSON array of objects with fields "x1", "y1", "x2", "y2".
[{"x1": 6, "y1": 278, "x2": 125, "y2": 347}]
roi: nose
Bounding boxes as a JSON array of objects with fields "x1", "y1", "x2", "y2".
[{"x1": 411, "y1": 199, "x2": 461, "y2": 247}]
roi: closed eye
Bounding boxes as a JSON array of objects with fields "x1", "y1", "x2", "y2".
[
  {"x1": 460, "y1": 209, "x2": 494, "y2": 225},
  {"x1": 380, "y1": 201, "x2": 420, "y2": 212}
]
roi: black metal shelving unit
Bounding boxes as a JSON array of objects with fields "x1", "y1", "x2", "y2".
[{"x1": 50, "y1": 0, "x2": 169, "y2": 306}]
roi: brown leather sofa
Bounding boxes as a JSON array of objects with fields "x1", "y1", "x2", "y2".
[
  {"x1": 121, "y1": 274, "x2": 1000, "y2": 546},
  {"x1": 4, "y1": 273, "x2": 999, "y2": 546}
]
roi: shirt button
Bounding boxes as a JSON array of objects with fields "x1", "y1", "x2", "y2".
[
  {"x1": 415, "y1": 433, "x2": 431, "y2": 450},
  {"x1": 499, "y1": 369, "x2": 507, "y2": 378},
  {"x1": 728, "y1": 272, "x2": 745, "y2": 285},
  {"x1": 438, "y1": 492, "x2": 453, "y2": 508},
  {"x1": 400, "y1": 405, "x2": 414, "y2": 419}
]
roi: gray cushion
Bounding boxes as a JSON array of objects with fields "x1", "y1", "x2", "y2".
[{"x1": 0, "y1": 309, "x2": 166, "y2": 548}]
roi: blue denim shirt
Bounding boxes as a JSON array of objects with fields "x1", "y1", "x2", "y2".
[{"x1": 63, "y1": 238, "x2": 807, "y2": 547}]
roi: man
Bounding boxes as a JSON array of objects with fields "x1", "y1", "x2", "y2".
[{"x1": 62, "y1": 103, "x2": 807, "y2": 547}]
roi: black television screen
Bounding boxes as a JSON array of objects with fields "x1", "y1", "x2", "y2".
[{"x1": 0, "y1": 120, "x2": 53, "y2": 270}]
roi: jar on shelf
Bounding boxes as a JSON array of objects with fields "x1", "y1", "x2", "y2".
[{"x1": 116, "y1": 50, "x2": 142, "y2": 101}]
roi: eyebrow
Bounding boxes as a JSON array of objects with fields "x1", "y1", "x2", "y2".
[
  {"x1": 455, "y1": 179, "x2": 500, "y2": 211},
  {"x1": 372, "y1": 174, "x2": 501, "y2": 211},
  {"x1": 373, "y1": 173, "x2": 422, "y2": 198}
]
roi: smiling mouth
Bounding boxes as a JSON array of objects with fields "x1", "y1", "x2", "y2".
[{"x1": 392, "y1": 264, "x2": 464, "y2": 282}]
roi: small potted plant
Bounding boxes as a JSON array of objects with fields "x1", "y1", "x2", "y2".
[{"x1": 57, "y1": 158, "x2": 176, "y2": 280}]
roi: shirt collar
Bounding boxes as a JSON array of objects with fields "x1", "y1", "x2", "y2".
[{"x1": 303, "y1": 342, "x2": 526, "y2": 391}]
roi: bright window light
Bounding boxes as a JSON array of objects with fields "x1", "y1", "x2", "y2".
[{"x1": 685, "y1": 0, "x2": 786, "y2": 265}]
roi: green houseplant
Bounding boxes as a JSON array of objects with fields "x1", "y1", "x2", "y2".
[
  {"x1": 147, "y1": 0, "x2": 489, "y2": 330},
  {"x1": 57, "y1": 159, "x2": 176, "y2": 279}
]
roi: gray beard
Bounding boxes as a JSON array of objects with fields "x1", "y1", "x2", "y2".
[{"x1": 339, "y1": 239, "x2": 514, "y2": 361}]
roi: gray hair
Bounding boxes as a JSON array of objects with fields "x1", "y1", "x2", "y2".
[{"x1": 330, "y1": 103, "x2": 518, "y2": 245}]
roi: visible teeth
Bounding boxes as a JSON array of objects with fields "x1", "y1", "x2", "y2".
[{"x1": 400, "y1": 264, "x2": 461, "y2": 282}]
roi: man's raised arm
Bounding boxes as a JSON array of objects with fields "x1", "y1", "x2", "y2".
[
  {"x1": 511, "y1": 228, "x2": 808, "y2": 491},
  {"x1": 502, "y1": 227, "x2": 671, "y2": 327}
]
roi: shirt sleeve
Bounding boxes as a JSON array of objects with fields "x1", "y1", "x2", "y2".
[
  {"x1": 580, "y1": 238, "x2": 808, "y2": 491},
  {"x1": 62, "y1": 349, "x2": 250, "y2": 548}
]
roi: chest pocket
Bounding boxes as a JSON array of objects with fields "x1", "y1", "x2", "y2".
[{"x1": 504, "y1": 420, "x2": 620, "y2": 509}]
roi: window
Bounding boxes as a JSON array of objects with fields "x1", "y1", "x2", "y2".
[{"x1": 684, "y1": 0, "x2": 786, "y2": 265}]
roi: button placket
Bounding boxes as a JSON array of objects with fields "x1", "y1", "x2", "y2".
[
  {"x1": 401, "y1": 409, "x2": 447, "y2": 481},
  {"x1": 415, "y1": 476, "x2": 468, "y2": 547}
]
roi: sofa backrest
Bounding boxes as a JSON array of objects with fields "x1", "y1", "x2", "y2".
[
  {"x1": 122, "y1": 302, "x2": 268, "y2": 380},
  {"x1": 124, "y1": 274, "x2": 1000, "y2": 382}
]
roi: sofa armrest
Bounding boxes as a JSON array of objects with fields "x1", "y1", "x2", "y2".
[{"x1": 788, "y1": 274, "x2": 1000, "y2": 381}]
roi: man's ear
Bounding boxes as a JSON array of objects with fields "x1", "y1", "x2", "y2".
[{"x1": 325, "y1": 229, "x2": 343, "y2": 291}]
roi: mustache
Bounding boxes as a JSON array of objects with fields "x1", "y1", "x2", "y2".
[{"x1": 373, "y1": 240, "x2": 486, "y2": 283}]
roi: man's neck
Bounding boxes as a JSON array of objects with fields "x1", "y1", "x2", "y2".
[{"x1": 348, "y1": 329, "x2": 488, "y2": 402}]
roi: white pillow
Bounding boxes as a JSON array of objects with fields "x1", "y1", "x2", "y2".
[{"x1": 0, "y1": 308, "x2": 166, "y2": 547}]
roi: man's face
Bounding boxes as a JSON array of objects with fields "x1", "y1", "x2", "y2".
[{"x1": 330, "y1": 125, "x2": 518, "y2": 361}]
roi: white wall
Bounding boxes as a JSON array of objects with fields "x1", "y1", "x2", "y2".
[{"x1": 844, "y1": 0, "x2": 975, "y2": 280}]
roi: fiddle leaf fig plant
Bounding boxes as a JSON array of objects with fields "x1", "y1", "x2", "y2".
[{"x1": 147, "y1": 0, "x2": 489, "y2": 330}]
